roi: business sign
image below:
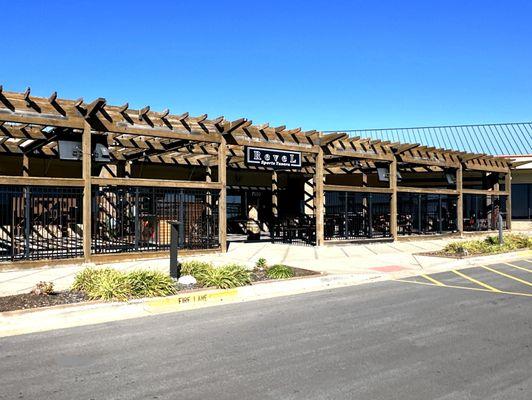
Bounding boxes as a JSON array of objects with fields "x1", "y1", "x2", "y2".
[{"x1": 245, "y1": 146, "x2": 302, "y2": 169}]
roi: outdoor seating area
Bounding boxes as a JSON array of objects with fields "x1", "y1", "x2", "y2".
[
  {"x1": 397, "y1": 193, "x2": 459, "y2": 236},
  {"x1": 324, "y1": 192, "x2": 391, "y2": 240},
  {"x1": 271, "y1": 215, "x2": 316, "y2": 245},
  {"x1": 0, "y1": 87, "x2": 513, "y2": 265}
]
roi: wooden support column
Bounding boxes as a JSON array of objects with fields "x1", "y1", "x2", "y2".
[
  {"x1": 206, "y1": 166, "x2": 212, "y2": 217},
  {"x1": 22, "y1": 154, "x2": 29, "y2": 177},
  {"x1": 505, "y1": 171, "x2": 512, "y2": 230},
  {"x1": 362, "y1": 172, "x2": 368, "y2": 212},
  {"x1": 315, "y1": 147, "x2": 324, "y2": 246},
  {"x1": 272, "y1": 171, "x2": 278, "y2": 218},
  {"x1": 304, "y1": 177, "x2": 315, "y2": 216},
  {"x1": 82, "y1": 121, "x2": 92, "y2": 262},
  {"x1": 124, "y1": 161, "x2": 132, "y2": 178},
  {"x1": 389, "y1": 159, "x2": 398, "y2": 240},
  {"x1": 456, "y1": 164, "x2": 463, "y2": 234},
  {"x1": 218, "y1": 138, "x2": 227, "y2": 252}
]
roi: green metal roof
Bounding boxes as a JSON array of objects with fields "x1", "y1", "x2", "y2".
[{"x1": 328, "y1": 122, "x2": 532, "y2": 156}]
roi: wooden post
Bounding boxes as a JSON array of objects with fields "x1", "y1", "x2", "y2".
[
  {"x1": 218, "y1": 138, "x2": 227, "y2": 252},
  {"x1": 304, "y1": 177, "x2": 314, "y2": 216},
  {"x1": 82, "y1": 121, "x2": 92, "y2": 262},
  {"x1": 206, "y1": 166, "x2": 212, "y2": 217},
  {"x1": 505, "y1": 171, "x2": 512, "y2": 230},
  {"x1": 272, "y1": 170, "x2": 278, "y2": 218},
  {"x1": 124, "y1": 161, "x2": 132, "y2": 178},
  {"x1": 389, "y1": 159, "x2": 398, "y2": 240},
  {"x1": 456, "y1": 164, "x2": 463, "y2": 234},
  {"x1": 22, "y1": 154, "x2": 29, "y2": 177},
  {"x1": 315, "y1": 147, "x2": 324, "y2": 246}
]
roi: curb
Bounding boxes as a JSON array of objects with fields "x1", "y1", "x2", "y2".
[
  {"x1": 1, "y1": 250, "x2": 529, "y2": 338},
  {"x1": 0, "y1": 273, "x2": 382, "y2": 338}
]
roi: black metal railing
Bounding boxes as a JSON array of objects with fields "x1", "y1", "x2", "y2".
[
  {"x1": 92, "y1": 186, "x2": 219, "y2": 254},
  {"x1": 92, "y1": 186, "x2": 219, "y2": 253},
  {"x1": 270, "y1": 214, "x2": 316, "y2": 245},
  {"x1": 398, "y1": 193, "x2": 458, "y2": 235},
  {"x1": 0, "y1": 186, "x2": 84, "y2": 262},
  {"x1": 463, "y1": 194, "x2": 507, "y2": 231},
  {"x1": 324, "y1": 192, "x2": 391, "y2": 240}
]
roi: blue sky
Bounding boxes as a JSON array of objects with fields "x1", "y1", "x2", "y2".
[{"x1": 1, "y1": 1, "x2": 531, "y2": 131}]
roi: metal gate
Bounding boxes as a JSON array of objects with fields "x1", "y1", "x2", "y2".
[
  {"x1": 324, "y1": 192, "x2": 391, "y2": 240},
  {"x1": 0, "y1": 186, "x2": 84, "y2": 261},
  {"x1": 397, "y1": 193, "x2": 458, "y2": 235},
  {"x1": 92, "y1": 186, "x2": 219, "y2": 253},
  {"x1": 270, "y1": 214, "x2": 316, "y2": 245},
  {"x1": 463, "y1": 194, "x2": 507, "y2": 231}
]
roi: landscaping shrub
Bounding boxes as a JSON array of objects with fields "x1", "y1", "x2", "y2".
[
  {"x1": 442, "y1": 233, "x2": 532, "y2": 256},
  {"x1": 266, "y1": 264, "x2": 295, "y2": 279},
  {"x1": 71, "y1": 262, "x2": 255, "y2": 300},
  {"x1": 71, "y1": 268, "x2": 121, "y2": 294},
  {"x1": 180, "y1": 260, "x2": 213, "y2": 282},
  {"x1": 200, "y1": 264, "x2": 251, "y2": 289},
  {"x1": 72, "y1": 268, "x2": 176, "y2": 301},
  {"x1": 83, "y1": 270, "x2": 130, "y2": 301},
  {"x1": 255, "y1": 257, "x2": 267, "y2": 270},
  {"x1": 127, "y1": 270, "x2": 177, "y2": 298}
]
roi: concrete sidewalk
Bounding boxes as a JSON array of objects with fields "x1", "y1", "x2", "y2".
[
  {"x1": 0, "y1": 235, "x2": 530, "y2": 297},
  {"x1": 1, "y1": 249, "x2": 531, "y2": 338}
]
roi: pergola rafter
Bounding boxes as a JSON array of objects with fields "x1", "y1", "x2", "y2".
[{"x1": 0, "y1": 87, "x2": 515, "y2": 265}]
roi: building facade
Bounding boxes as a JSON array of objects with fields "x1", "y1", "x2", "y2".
[
  {"x1": 336, "y1": 123, "x2": 531, "y2": 221},
  {"x1": 0, "y1": 87, "x2": 515, "y2": 266}
]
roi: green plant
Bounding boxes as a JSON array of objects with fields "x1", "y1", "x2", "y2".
[
  {"x1": 85, "y1": 270, "x2": 130, "y2": 301},
  {"x1": 442, "y1": 233, "x2": 532, "y2": 256},
  {"x1": 72, "y1": 267, "x2": 129, "y2": 301},
  {"x1": 200, "y1": 264, "x2": 251, "y2": 289},
  {"x1": 71, "y1": 267, "x2": 119, "y2": 293},
  {"x1": 255, "y1": 257, "x2": 267, "y2": 270},
  {"x1": 31, "y1": 281, "x2": 54, "y2": 296},
  {"x1": 126, "y1": 270, "x2": 177, "y2": 298},
  {"x1": 180, "y1": 260, "x2": 214, "y2": 282},
  {"x1": 266, "y1": 264, "x2": 295, "y2": 279}
]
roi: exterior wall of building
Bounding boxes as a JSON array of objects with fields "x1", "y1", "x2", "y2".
[{"x1": 511, "y1": 169, "x2": 532, "y2": 219}]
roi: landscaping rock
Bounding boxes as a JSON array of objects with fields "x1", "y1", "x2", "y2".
[{"x1": 178, "y1": 275, "x2": 197, "y2": 286}]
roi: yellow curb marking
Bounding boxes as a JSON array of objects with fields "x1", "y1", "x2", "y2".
[
  {"x1": 147, "y1": 289, "x2": 238, "y2": 310},
  {"x1": 504, "y1": 262, "x2": 532, "y2": 273},
  {"x1": 420, "y1": 274, "x2": 444, "y2": 286},
  {"x1": 451, "y1": 269, "x2": 502, "y2": 292},
  {"x1": 481, "y1": 265, "x2": 532, "y2": 288},
  {"x1": 395, "y1": 279, "x2": 532, "y2": 298}
]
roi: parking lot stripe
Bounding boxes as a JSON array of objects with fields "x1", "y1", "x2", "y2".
[
  {"x1": 420, "y1": 274, "x2": 445, "y2": 286},
  {"x1": 395, "y1": 278, "x2": 532, "y2": 297},
  {"x1": 504, "y1": 262, "x2": 532, "y2": 273},
  {"x1": 481, "y1": 265, "x2": 532, "y2": 287},
  {"x1": 451, "y1": 269, "x2": 502, "y2": 292}
]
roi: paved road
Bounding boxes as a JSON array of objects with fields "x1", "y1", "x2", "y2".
[{"x1": 1, "y1": 260, "x2": 531, "y2": 399}]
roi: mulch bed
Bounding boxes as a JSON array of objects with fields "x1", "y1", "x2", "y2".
[
  {"x1": 0, "y1": 266, "x2": 320, "y2": 313},
  {"x1": 251, "y1": 266, "x2": 319, "y2": 282},
  {"x1": 0, "y1": 291, "x2": 87, "y2": 313},
  {"x1": 416, "y1": 249, "x2": 529, "y2": 259}
]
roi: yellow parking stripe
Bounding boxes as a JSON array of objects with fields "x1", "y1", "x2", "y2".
[
  {"x1": 451, "y1": 269, "x2": 502, "y2": 292},
  {"x1": 395, "y1": 279, "x2": 532, "y2": 297},
  {"x1": 420, "y1": 274, "x2": 445, "y2": 286},
  {"x1": 504, "y1": 262, "x2": 532, "y2": 273},
  {"x1": 481, "y1": 265, "x2": 532, "y2": 287}
]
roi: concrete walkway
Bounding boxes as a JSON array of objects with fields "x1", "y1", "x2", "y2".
[{"x1": 0, "y1": 235, "x2": 530, "y2": 296}]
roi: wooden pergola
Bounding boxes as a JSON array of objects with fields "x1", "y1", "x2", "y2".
[{"x1": 0, "y1": 87, "x2": 513, "y2": 265}]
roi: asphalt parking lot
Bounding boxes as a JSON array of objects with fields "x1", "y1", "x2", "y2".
[
  {"x1": 397, "y1": 259, "x2": 532, "y2": 297},
  {"x1": 1, "y1": 258, "x2": 531, "y2": 399}
]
